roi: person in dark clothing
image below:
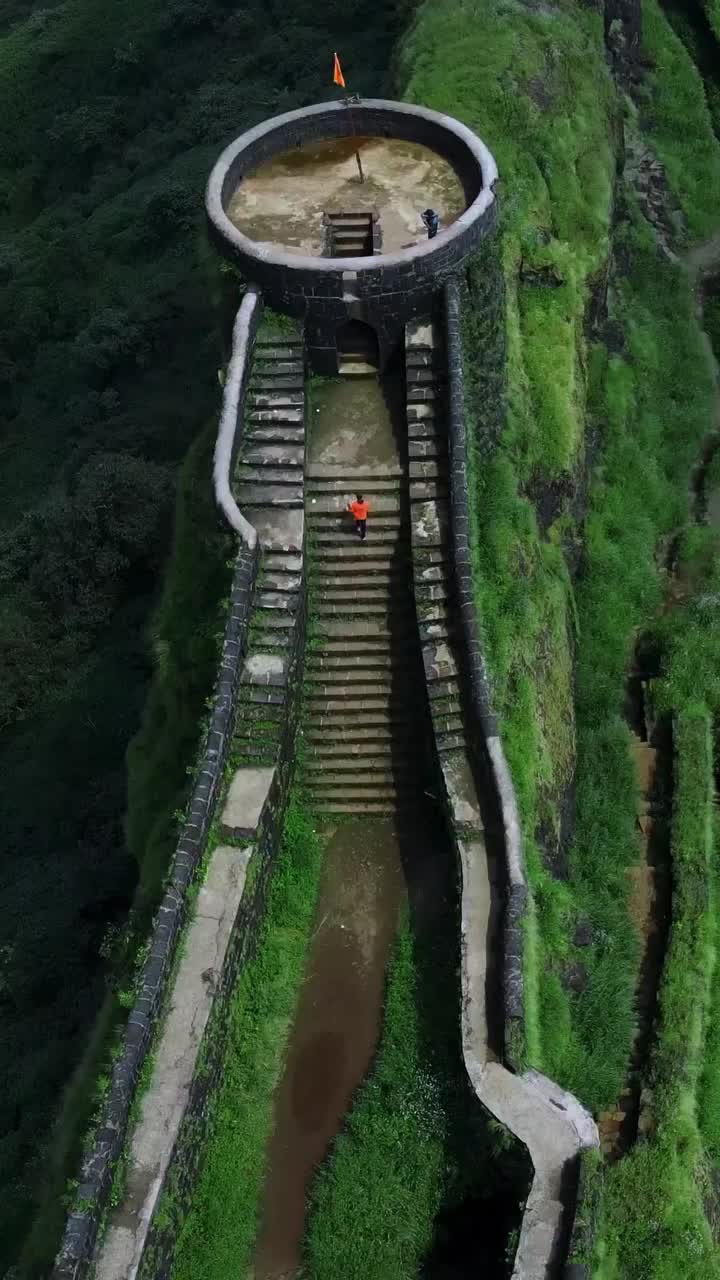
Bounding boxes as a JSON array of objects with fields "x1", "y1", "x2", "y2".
[
  {"x1": 421, "y1": 208, "x2": 440, "y2": 239},
  {"x1": 347, "y1": 493, "x2": 369, "y2": 541}
]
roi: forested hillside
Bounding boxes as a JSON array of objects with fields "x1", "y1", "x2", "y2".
[{"x1": 0, "y1": 1, "x2": 409, "y2": 1269}]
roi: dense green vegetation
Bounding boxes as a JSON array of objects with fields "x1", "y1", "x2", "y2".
[
  {"x1": 126, "y1": 421, "x2": 233, "y2": 906},
  {"x1": 407, "y1": 0, "x2": 720, "y2": 1113},
  {"x1": 402, "y1": 0, "x2": 617, "y2": 1067},
  {"x1": 164, "y1": 802, "x2": 324, "y2": 1280},
  {"x1": 595, "y1": 707, "x2": 718, "y2": 1279},
  {"x1": 0, "y1": 0, "x2": 411, "y2": 1268}
]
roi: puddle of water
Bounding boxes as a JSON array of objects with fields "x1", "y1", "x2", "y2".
[
  {"x1": 229, "y1": 136, "x2": 466, "y2": 256},
  {"x1": 252, "y1": 818, "x2": 406, "y2": 1280}
]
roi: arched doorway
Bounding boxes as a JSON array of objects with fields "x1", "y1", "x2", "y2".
[{"x1": 335, "y1": 319, "x2": 379, "y2": 374}]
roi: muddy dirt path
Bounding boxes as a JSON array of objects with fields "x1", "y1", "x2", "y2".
[{"x1": 252, "y1": 819, "x2": 406, "y2": 1279}]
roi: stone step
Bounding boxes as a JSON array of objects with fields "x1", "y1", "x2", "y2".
[
  {"x1": 414, "y1": 562, "x2": 452, "y2": 584},
  {"x1": 407, "y1": 386, "x2": 441, "y2": 404},
  {"x1": 306, "y1": 677, "x2": 395, "y2": 697},
  {"x1": 304, "y1": 769, "x2": 414, "y2": 787},
  {"x1": 248, "y1": 407, "x2": 304, "y2": 424},
  {"x1": 254, "y1": 613, "x2": 295, "y2": 630},
  {"x1": 246, "y1": 427, "x2": 305, "y2": 446},
  {"x1": 339, "y1": 360, "x2": 377, "y2": 377},
  {"x1": 410, "y1": 500, "x2": 449, "y2": 545},
  {"x1": 408, "y1": 439, "x2": 447, "y2": 461},
  {"x1": 309, "y1": 515, "x2": 405, "y2": 531},
  {"x1": 235, "y1": 487, "x2": 303, "y2": 507},
  {"x1": 416, "y1": 600, "x2": 453, "y2": 624},
  {"x1": 409, "y1": 481, "x2": 449, "y2": 501},
  {"x1": 306, "y1": 480, "x2": 405, "y2": 498},
  {"x1": 304, "y1": 755, "x2": 412, "y2": 774},
  {"x1": 306, "y1": 697, "x2": 402, "y2": 714},
  {"x1": 306, "y1": 465, "x2": 405, "y2": 481},
  {"x1": 314, "y1": 587, "x2": 395, "y2": 604},
  {"x1": 251, "y1": 392, "x2": 304, "y2": 408},
  {"x1": 263, "y1": 552, "x2": 303, "y2": 573},
  {"x1": 305, "y1": 669, "x2": 413, "y2": 689},
  {"x1": 307, "y1": 741, "x2": 409, "y2": 759},
  {"x1": 427, "y1": 674, "x2": 461, "y2": 700},
  {"x1": 315, "y1": 602, "x2": 412, "y2": 618},
  {"x1": 307, "y1": 711, "x2": 413, "y2": 731},
  {"x1": 406, "y1": 402, "x2": 437, "y2": 421},
  {"x1": 251, "y1": 374, "x2": 305, "y2": 391},
  {"x1": 319, "y1": 638, "x2": 398, "y2": 656},
  {"x1": 305, "y1": 651, "x2": 395, "y2": 670},
  {"x1": 311, "y1": 534, "x2": 404, "y2": 551},
  {"x1": 242, "y1": 444, "x2": 305, "y2": 466},
  {"x1": 432, "y1": 714, "x2": 464, "y2": 735},
  {"x1": 312, "y1": 801, "x2": 406, "y2": 814},
  {"x1": 407, "y1": 421, "x2": 443, "y2": 441},
  {"x1": 236, "y1": 466, "x2": 302, "y2": 487},
  {"x1": 420, "y1": 619, "x2": 456, "y2": 643},
  {"x1": 316, "y1": 618, "x2": 396, "y2": 638},
  {"x1": 252, "y1": 632, "x2": 293, "y2": 650},
  {"x1": 437, "y1": 732, "x2": 466, "y2": 753},
  {"x1": 306, "y1": 785, "x2": 414, "y2": 802},
  {"x1": 261, "y1": 572, "x2": 302, "y2": 592},
  {"x1": 311, "y1": 544, "x2": 409, "y2": 562},
  {"x1": 407, "y1": 368, "x2": 439, "y2": 386},
  {"x1": 252, "y1": 359, "x2": 303, "y2": 375},
  {"x1": 254, "y1": 346, "x2": 304, "y2": 362},
  {"x1": 255, "y1": 590, "x2": 298, "y2": 610},
  {"x1": 307, "y1": 494, "x2": 404, "y2": 514},
  {"x1": 305, "y1": 725, "x2": 413, "y2": 743},
  {"x1": 414, "y1": 583, "x2": 451, "y2": 604},
  {"x1": 409, "y1": 460, "x2": 444, "y2": 481},
  {"x1": 314, "y1": 572, "x2": 404, "y2": 590},
  {"x1": 406, "y1": 349, "x2": 445, "y2": 370},
  {"x1": 314, "y1": 563, "x2": 408, "y2": 580}
]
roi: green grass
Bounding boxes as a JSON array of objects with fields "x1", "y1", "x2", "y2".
[
  {"x1": 304, "y1": 907, "x2": 530, "y2": 1279},
  {"x1": 638, "y1": 0, "x2": 720, "y2": 237},
  {"x1": 166, "y1": 801, "x2": 324, "y2": 1280},
  {"x1": 593, "y1": 706, "x2": 719, "y2": 1280}
]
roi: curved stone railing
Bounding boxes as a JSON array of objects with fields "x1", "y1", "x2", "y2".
[
  {"x1": 213, "y1": 285, "x2": 262, "y2": 545},
  {"x1": 441, "y1": 279, "x2": 598, "y2": 1279}
]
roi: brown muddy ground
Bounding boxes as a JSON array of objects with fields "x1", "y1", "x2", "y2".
[
  {"x1": 228, "y1": 135, "x2": 465, "y2": 255},
  {"x1": 252, "y1": 818, "x2": 405, "y2": 1279}
]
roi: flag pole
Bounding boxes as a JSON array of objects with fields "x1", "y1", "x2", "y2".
[
  {"x1": 350, "y1": 103, "x2": 365, "y2": 185},
  {"x1": 334, "y1": 53, "x2": 364, "y2": 184}
]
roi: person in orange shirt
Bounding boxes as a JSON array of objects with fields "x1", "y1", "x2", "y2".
[{"x1": 347, "y1": 493, "x2": 369, "y2": 541}]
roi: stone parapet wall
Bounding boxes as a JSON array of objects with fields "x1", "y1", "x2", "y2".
[
  {"x1": 52, "y1": 542, "x2": 259, "y2": 1280},
  {"x1": 443, "y1": 280, "x2": 527, "y2": 1049},
  {"x1": 213, "y1": 285, "x2": 263, "y2": 546}
]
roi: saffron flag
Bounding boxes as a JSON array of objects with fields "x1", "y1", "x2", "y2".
[{"x1": 333, "y1": 52, "x2": 346, "y2": 88}]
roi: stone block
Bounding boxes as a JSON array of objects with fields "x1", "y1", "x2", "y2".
[{"x1": 221, "y1": 766, "x2": 276, "y2": 840}]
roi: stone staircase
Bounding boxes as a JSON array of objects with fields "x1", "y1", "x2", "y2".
[
  {"x1": 303, "y1": 463, "x2": 423, "y2": 814},
  {"x1": 325, "y1": 211, "x2": 374, "y2": 257},
  {"x1": 405, "y1": 325, "x2": 469, "y2": 760},
  {"x1": 231, "y1": 332, "x2": 307, "y2": 769}
]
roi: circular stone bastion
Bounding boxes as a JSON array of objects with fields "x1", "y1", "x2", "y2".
[{"x1": 206, "y1": 98, "x2": 498, "y2": 372}]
